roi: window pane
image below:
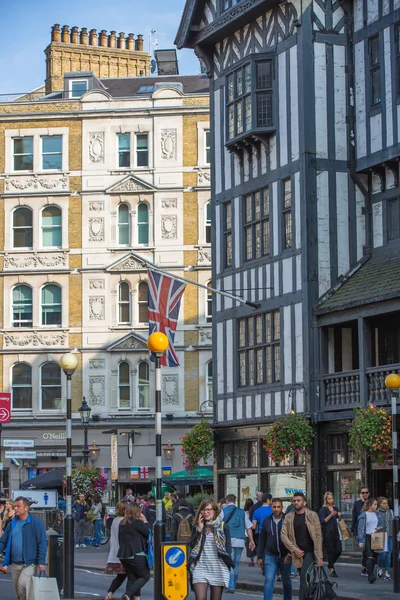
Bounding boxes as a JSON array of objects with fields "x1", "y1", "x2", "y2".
[
  {"x1": 255, "y1": 191, "x2": 261, "y2": 219},
  {"x1": 13, "y1": 363, "x2": 32, "y2": 385},
  {"x1": 370, "y1": 36, "x2": 379, "y2": 65},
  {"x1": 136, "y1": 134, "x2": 148, "y2": 149},
  {"x1": 256, "y1": 61, "x2": 272, "y2": 89},
  {"x1": 236, "y1": 99, "x2": 243, "y2": 134},
  {"x1": 245, "y1": 95, "x2": 252, "y2": 131},
  {"x1": 239, "y1": 319, "x2": 246, "y2": 347},
  {"x1": 139, "y1": 362, "x2": 149, "y2": 383},
  {"x1": 284, "y1": 212, "x2": 292, "y2": 248},
  {"x1": 119, "y1": 362, "x2": 130, "y2": 384},
  {"x1": 274, "y1": 345, "x2": 281, "y2": 381},
  {"x1": 118, "y1": 134, "x2": 130, "y2": 167},
  {"x1": 119, "y1": 282, "x2": 129, "y2": 302},
  {"x1": 228, "y1": 74, "x2": 234, "y2": 103},
  {"x1": 263, "y1": 187, "x2": 270, "y2": 216},
  {"x1": 42, "y1": 363, "x2": 61, "y2": 385},
  {"x1": 119, "y1": 386, "x2": 130, "y2": 409},
  {"x1": 248, "y1": 349, "x2": 254, "y2": 385},
  {"x1": 119, "y1": 303, "x2": 130, "y2": 323},
  {"x1": 255, "y1": 222, "x2": 261, "y2": 258},
  {"x1": 244, "y1": 64, "x2": 251, "y2": 93},
  {"x1": 226, "y1": 202, "x2": 232, "y2": 229},
  {"x1": 228, "y1": 104, "x2": 234, "y2": 139},
  {"x1": 137, "y1": 150, "x2": 149, "y2": 167},
  {"x1": 42, "y1": 385, "x2": 61, "y2": 410},
  {"x1": 262, "y1": 219, "x2": 270, "y2": 255},
  {"x1": 71, "y1": 81, "x2": 88, "y2": 97},
  {"x1": 13, "y1": 387, "x2": 32, "y2": 410},
  {"x1": 138, "y1": 282, "x2": 148, "y2": 301},
  {"x1": 245, "y1": 227, "x2": 252, "y2": 260},
  {"x1": 42, "y1": 137, "x2": 62, "y2": 154},
  {"x1": 14, "y1": 207, "x2": 32, "y2": 228},
  {"x1": 14, "y1": 155, "x2": 33, "y2": 171},
  {"x1": 388, "y1": 199, "x2": 400, "y2": 240},
  {"x1": 239, "y1": 351, "x2": 246, "y2": 386},
  {"x1": 256, "y1": 348, "x2": 263, "y2": 384},
  {"x1": 42, "y1": 284, "x2": 62, "y2": 326},
  {"x1": 13, "y1": 285, "x2": 33, "y2": 327},
  {"x1": 12, "y1": 363, "x2": 32, "y2": 410},
  {"x1": 274, "y1": 311, "x2": 280, "y2": 340},
  {"x1": 236, "y1": 69, "x2": 243, "y2": 96},
  {"x1": 43, "y1": 153, "x2": 62, "y2": 170},
  {"x1": 138, "y1": 223, "x2": 149, "y2": 244},
  {"x1": 256, "y1": 315, "x2": 262, "y2": 344},
  {"x1": 257, "y1": 92, "x2": 273, "y2": 127},
  {"x1": 14, "y1": 138, "x2": 33, "y2": 155},
  {"x1": 226, "y1": 233, "x2": 232, "y2": 266},
  {"x1": 371, "y1": 69, "x2": 381, "y2": 105},
  {"x1": 138, "y1": 203, "x2": 149, "y2": 244},
  {"x1": 42, "y1": 206, "x2": 62, "y2": 247},
  {"x1": 245, "y1": 195, "x2": 252, "y2": 223},
  {"x1": 13, "y1": 207, "x2": 33, "y2": 248},
  {"x1": 248, "y1": 317, "x2": 254, "y2": 346}
]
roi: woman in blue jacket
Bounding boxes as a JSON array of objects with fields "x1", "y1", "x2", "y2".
[{"x1": 357, "y1": 497, "x2": 381, "y2": 584}]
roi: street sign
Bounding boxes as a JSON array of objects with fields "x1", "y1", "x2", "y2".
[
  {"x1": 0, "y1": 393, "x2": 11, "y2": 424},
  {"x1": 12, "y1": 489, "x2": 57, "y2": 508},
  {"x1": 3, "y1": 439, "x2": 34, "y2": 448},
  {"x1": 5, "y1": 450, "x2": 37, "y2": 459},
  {"x1": 162, "y1": 544, "x2": 188, "y2": 600}
]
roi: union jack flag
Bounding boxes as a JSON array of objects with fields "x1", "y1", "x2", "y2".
[{"x1": 148, "y1": 269, "x2": 186, "y2": 367}]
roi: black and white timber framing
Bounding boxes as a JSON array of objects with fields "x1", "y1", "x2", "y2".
[{"x1": 176, "y1": 0, "x2": 400, "y2": 505}]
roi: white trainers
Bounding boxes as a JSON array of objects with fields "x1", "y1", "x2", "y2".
[
  {"x1": 377, "y1": 569, "x2": 383, "y2": 579},
  {"x1": 384, "y1": 573, "x2": 392, "y2": 580},
  {"x1": 80, "y1": 544, "x2": 87, "y2": 548},
  {"x1": 75, "y1": 544, "x2": 79, "y2": 549}
]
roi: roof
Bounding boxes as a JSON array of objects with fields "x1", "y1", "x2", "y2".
[
  {"x1": 315, "y1": 254, "x2": 400, "y2": 314},
  {"x1": 99, "y1": 75, "x2": 209, "y2": 97}
]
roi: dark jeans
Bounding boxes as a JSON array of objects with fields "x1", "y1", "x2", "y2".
[
  {"x1": 108, "y1": 573, "x2": 126, "y2": 594},
  {"x1": 298, "y1": 552, "x2": 315, "y2": 600},
  {"x1": 364, "y1": 535, "x2": 376, "y2": 581},
  {"x1": 121, "y1": 556, "x2": 150, "y2": 599}
]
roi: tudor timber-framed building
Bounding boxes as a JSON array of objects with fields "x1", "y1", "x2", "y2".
[
  {"x1": 177, "y1": 0, "x2": 400, "y2": 540},
  {"x1": 0, "y1": 25, "x2": 212, "y2": 496}
]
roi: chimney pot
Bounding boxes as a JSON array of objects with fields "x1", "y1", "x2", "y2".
[
  {"x1": 80, "y1": 27, "x2": 88, "y2": 44},
  {"x1": 61, "y1": 25, "x2": 70, "y2": 43},
  {"x1": 127, "y1": 33, "x2": 135, "y2": 50},
  {"x1": 51, "y1": 24, "x2": 61, "y2": 43},
  {"x1": 71, "y1": 26, "x2": 79, "y2": 44},
  {"x1": 99, "y1": 29, "x2": 107, "y2": 47},
  {"x1": 118, "y1": 32, "x2": 125, "y2": 49},
  {"x1": 89, "y1": 29, "x2": 98, "y2": 46},
  {"x1": 135, "y1": 34, "x2": 144, "y2": 52},
  {"x1": 108, "y1": 31, "x2": 117, "y2": 48}
]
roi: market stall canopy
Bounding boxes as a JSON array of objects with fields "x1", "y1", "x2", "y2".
[
  {"x1": 21, "y1": 467, "x2": 65, "y2": 490},
  {"x1": 162, "y1": 466, "x2": 213, "y2": 486}
]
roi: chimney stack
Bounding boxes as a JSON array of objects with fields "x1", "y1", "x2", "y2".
[
  {"x1": 89, "y1": 29, "x2": 98, "y2": 45},
  {"x1": 127, "y1": 33, "x2": 135, "y2": 51},
  {"x1": 51, "y1": 24, "x2": 61, "y2": 42},
  {"x1": 80, "y1": 27, "x2": 88, "y2": 44},
  {"x1": 70, "y1": 26, "x2": 79, "y2": 44},
  {"x1": 99, "y1": 30, "x2": 107, "y2": 47},
  {"x1": 108, "y1": 31, "x2": 117, "y2": 48},
  {"x1": 118, "y1": 32, "x2": 125, "y2": 49},
  {"x1": 61, "y1": 25, "x2": 70, "y2": 43},
  {"x1": 136, "y1": 34, "x2": 144, "y2": 52}
]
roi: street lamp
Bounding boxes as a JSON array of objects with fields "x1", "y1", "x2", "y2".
[
  {"x1": 147, "y1": 331, "x2": 169, "y2": 600},
  {"x1": 385, "y1": 372, "x2": 400, "y2": 595},
  {"x1": 89, "y1": 441, "x2": 100, "y2": 463},
  {"x1": 78, "y1": 397, "x2": 91, "y2": 466},
  {"x1": 60, "y1": 351, "x2": 79, "y2": 600},
  {"x1": 163, "y1": 440, "x2": 175, "y2": 460}
]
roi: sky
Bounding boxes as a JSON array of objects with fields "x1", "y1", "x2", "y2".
[{"x1": 0, "y1": 0, "x2": 199, "y2": 95}]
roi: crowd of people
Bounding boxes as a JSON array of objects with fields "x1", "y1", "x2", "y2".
[{"x1": 0, "y1": 485, "x2": 395, "y2": 600}]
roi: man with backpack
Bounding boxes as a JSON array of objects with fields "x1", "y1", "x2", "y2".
[
  {"x1": 223, "y1": 494, "x2": 255, "y2": 594},
  {"x1": 170, "y1": 500, "x2": 193, "y2": 542}
]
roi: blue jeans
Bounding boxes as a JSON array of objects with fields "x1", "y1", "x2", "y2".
[
  {"x1": 264, "y1": 554, "x2": 292, "y2": 600},
  {"x1": 93, "y1": 519, "x2": 102, "y2": 546},
  {"x1": 378, "y1": 537, "x2": 392, "y2": 571},
  {"x1": 229, "y1": 547, "x2": 243, "y2": 590}
]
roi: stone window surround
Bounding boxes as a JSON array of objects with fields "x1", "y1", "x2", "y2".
[
  {"x1": 198, "y1": 193, "x2": 212, "y2": 246},
  {"x1": 4, "y1": 128, "x2": 69, "y2": 174},
  {"x1": 112, "y1": 124, "x2": 152, "y2": 170},
  {"x1": 109, "y1": 356, "x2": 154, "y2": 413},
  {"x1": 114, "y1": 198, "x2": 152, "y2": 247},
  {"x1": 197, "y1": 121, "x2": 211, "y2": 167},
  {"x1": 109, "y1": 275, "x2": 148, "y2": 327},
  {"x1": 198, "y1": 270, "x2": 213, "y2": 326}
]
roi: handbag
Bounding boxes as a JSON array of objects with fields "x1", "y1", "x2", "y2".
[
  {"x1": 305, "y1": 566, "x2": 338, "y2": 600},
  {"x1": 28, "y1": 572, "x2": 60, "y2": 600},
  {"x1": 338, "y1": 519, "x2": 350, "y2": 541},
  {"x1": 371, "y1": 531, "x2": 387, "y2": 551},
  {"x1": 86, "y1": 508, "x2": 96, "y2": 523}
]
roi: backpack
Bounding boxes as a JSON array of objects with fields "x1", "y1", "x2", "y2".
[{"x1": 176, "y1": 513, "x2": 192, "y2": 543}]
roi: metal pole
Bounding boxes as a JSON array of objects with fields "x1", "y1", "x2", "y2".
[
  {"x1": 392, "y1": 393, "x2": 400, "y2": 594},
  {"x1": 83, "y1": 426, "x2": 89, "y2": 467},
  {"x1": 64, "y1": 373, "x2": 74, "y2": 599},
  {"x1": 154, "y1": 353, "x2": 165, "y2": 600}
]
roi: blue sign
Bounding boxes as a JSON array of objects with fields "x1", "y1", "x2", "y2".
[{"x1": 165, "y1": 547, "x2": 185, "y2": 568}]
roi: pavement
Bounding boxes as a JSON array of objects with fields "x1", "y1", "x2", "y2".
[{"x1": 73, "y1": 545, "x2": 400, "y2": 600}]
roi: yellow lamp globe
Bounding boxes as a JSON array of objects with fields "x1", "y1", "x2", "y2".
[
  {"x1": 148, "y1": 332, "x2": 169, "y2": 354},
  {"x1": 385, "y1": 373, "x2": 400, "y2": 389},
  {"x1": 59, "y1": 352, "x2": 79, "y2": 374}
]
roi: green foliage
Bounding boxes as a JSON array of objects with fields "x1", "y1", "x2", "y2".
[
  {"x1": 181, "y1": 420, "x2": 214, "y2": 472},
  {"x1": 263, "y1": 412, "x2": 314, "y2": 463},
  {"x1": 190, "y1": 492, "x2": 214, "y2": 509},
  {"x1": 69, "y1": 466, "x2": 107, "y2": 498},
  {"x1": 349, "y1": 404, "x2": 392, "y2": 466}
]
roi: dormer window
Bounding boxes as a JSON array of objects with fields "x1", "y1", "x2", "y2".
[{"x1": 71, "y1": 80, "x2": 88, "y2": 98}]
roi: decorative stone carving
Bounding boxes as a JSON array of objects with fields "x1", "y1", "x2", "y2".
[
  {"x1": 160, "y1": 129, "x2": 177, "y2": 160},
  {"x1": 199, "y1": 328, "x2": 212, "y2": 343},
  {"x1": 89, "y1": 359, "x2": 104, "y2": 369},
  {"x1": 198, "y1": 249, "x2": 211, "y2": 264},
  {"x1": 4, "y1": 253, "x2": 68, "y2": 269},
  {"x1": 4, "y1": 174, "x2": 68, "y2": 193},
  {"x1": 162, "y1": 375, "x2": 179, "y2": 405},
  {"x1": 89, "y1": 376, "x2": 105, "y2": 405},
  {"x1": 114, "y1": 335, "x2": 145, "y2": 350},
  {"x1": 89, "y1": 296, "x2": 105, "y2": 320},
  {"x1": 89, "y1": 201, "x2": 104, "y2": 211},
  {"x1": 88, "y1": 132, "x2": 105, "y2": 163},
  {"x1": 161, "y1": 198, "x2": 177, "y2": 208},
  {"x1": 198, "y1": 168, "x2": 211, "y2": 184},
  {"x1": 89, "y1": 279, "x2": 105, "y2": 290},
  {"x1": 161, "y1": 215, "x2": 177, "y2": 239},
  {"x1": 3, "y1": 331, "x2": 67, "y2": 348},
  {"x1": 109, "y1": 176, "x2": 154, "y2": 193},
  {"x1": 109, "y1": 256, "x2": 145, "y2": 271},
  {"x1": 88, "y1": 218, "x2": 104, "y2": 242}
]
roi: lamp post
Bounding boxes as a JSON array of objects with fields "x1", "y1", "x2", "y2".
[
  {"x1": 147, "y1": 331, "x2": 169, "y2": 600},
  {"x1": 60, "y1": 352, "x2": 79, "y2": 600},
  {"x1": 89, "y1": 441, "x2": 100, "y2": 464},
  {"x1": 78, "y1": 397, "x2": 91, "y2": 466},
  {"x1": 385, "y1": 373, "x2": 400, "y2": 594}
]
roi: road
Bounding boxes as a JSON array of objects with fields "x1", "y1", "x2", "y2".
[{"x1": 0, "y1": 567, "x2": 265, "y2": 599}]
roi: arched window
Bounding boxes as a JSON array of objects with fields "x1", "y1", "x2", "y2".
[
  {"x1": 138, "y1": 281, "x2": 148, "y2": 323},
  {"x1": 137, "y1": 362, "x2": 150, "y2": 410},
  {"x1": 118, "y1": 203, "x2": 130, "y2": 245},
  {"x1": 13, "y1": 207, "x2": 33, "y2": 248},
  {"x1": 12, "y1": 363, "x2": 32, "y2": 410},
  {"x1": 41, "y1": 363, "x2": 62, "y2": 411},
  {"x1": 205, "y1": 201, "x2": 212, "y2": 244},
  {"x1": 206, "y1": 360, "x2": 213, "y2": 404},
  {"x1": 206, "y1": 280, "x2": 212, "y2": 323},
  {"x1": 137, "y1": 203, "x2": 149, "y2": 245},
  {"x1": 42, "y1": 206, "x2": 62, "y2": 247},
  {"x1": 118, "y1": 361, "x2": 130, "y2": 410},
  {"x1": 118, "y1": 282, "x2": 130, "y2": 324},
  {"x1": 12, "y1": 285, "x2": 33, "y2": 328},
  {"x1": 41, "y1": 284, "x2": 62, "y2": 326}
]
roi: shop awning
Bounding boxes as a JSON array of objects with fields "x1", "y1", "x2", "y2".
[
  {"x1": 20, "y1": 467, "x2": 65, "y2": 490},
  {"x1": 162, "y1": 467, "x2": 213, "y2": 486}
]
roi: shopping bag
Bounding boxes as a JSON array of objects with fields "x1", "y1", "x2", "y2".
[
  {"x1": 338, "y1": 519, "x2": 350, "y2": 541},
  {"x1": 371, "y1": 531, "x2": 386, "y2": 551},
  {"x1": 28, "y1": 572, "x2": 60, "y2": 600},
  {"x1": 305, "y1": 566, "x2": 338, "y2": 600}
]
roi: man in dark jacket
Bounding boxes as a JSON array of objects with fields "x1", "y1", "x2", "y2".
[
  {"x1": 143, "y1": 495, "x2": 166, "y2": 528},
  {"x1": 170, "y1": 501, "x2": 194, "y2": 541},
  {"x1": 258, "y1": 498, "x2": 292, "y2": 600},
  {"x1": 172, "y1": 491, "x2": 194, "y2": 515},
  {"x1": 351, "y1": 486, "x2": 370, "y2": 576},
  {"x1": 72, "y1": 493, "x2": 89, "y2": 548},
  {"x1": 0, "y1": 496, "x2": 47, "y2": 600}
]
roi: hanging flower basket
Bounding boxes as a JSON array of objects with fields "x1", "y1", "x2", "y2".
[
  {"x1": 263, "y1": 412, "x2": 314, "y2": 464},
  {"x1": 66, "y1": 466, "x2": 107, "y2": 498},
  {"x1": 181, "y1": 419, "x2": 214, "y2": 472},
  {"x1": 349, "y1": 404, "x2": 392, "y2": 466}
]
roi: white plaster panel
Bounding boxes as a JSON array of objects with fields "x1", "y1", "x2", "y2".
[
  {"x1": 266, "y1": 264, "x2": 272, "y2": 299},
  {"x1": 296, "y1": 254, "x2": 302, "y2": 291},
  {"x1": 234, "y1": 196, "x2": 240, "y2": 269},
  {"x1": 272, "y1": 181, "x2": 279, "y2": 255},
  {"x1": 283, "y1": 305, "x2": 292, "y2": 385},
  {"x1": 224, "y1": 146, "x2": 232, "y2": 192},
  {"x1": 214, "y1": 90, "x2": 222, "y2": 194},
  {"x1": 275, "y1": 392, "x2": 282, "y2": 416},
  {"x1": 234, "y1": 155, "x2": 241, "y2": 187},
  {"x1": 224, "y1": 276, "x2": 232, "y2": 309},
  {"x1": 356, "y1": 187, "x2": 366, "y2": 260},
  {"x1": 279, "y1": 51, "x2": 288, "y2": 166},
  {"x1": 261, "y1": 145, "x2": 267, "y2": 174},
  {"x1": 314, "y1": 43, "x2": 328, "y2": 159},
  {"x1": 384, "y1": 28, "x2": 394, "y2": 147},
  {"x1": 383, "y1": 0, "x2": 391, "y2": 13},
  {"x1": 270, "y1": 135, "x2": 277, "y2": 171},
  {"x1": 282, "y1": 257, "x2": 293, "y2": 294},
  {"x1": 354, "y1": 0, "x2": 363, "y2": 31},
  {"x1": 215, "y1": 204, "x2": 221, "y2": 275},
  {"x1": 294, "y1": 172, "x2": 301, "y2": 249},
  {"x1": 336, "y1": 172, "x2": 350, "y2": 277},
  {"x1": 274, "y1": 262, "x2": 280, "y2": 296},
  {"x1": 226, "y1": 319, "x2": 233, "y2": 393},
  {"x1": 334, "y1": 45, "x2": 347, "y2": 160},
  {"x1": 217, "y1": 322, "x2": 224, "y2": 393},
  {"x1": 295, "y1": 302, "x2": 303, "y2": 383},
  {"x1": 367, "y1": 0, "x2": 379, "y2": 24},
  {"x1": 226, "y1": 398, "x2": 233, "y2": 421},
  {"x1": 290, "y1": 45, "x2": 299, "y2": 161},
  {"x1": 317, "y1": 171, "x2": 331, "y2": 296},
  {"x1": 332, "y1": 5, "x2": 345, "y2": 29},
  {"x1": 216, "y1": 279, "x2": 221, "y2": 312},
  {"x1": 236, "y1": 397, "x2": 243, "y2": 420},
  {"x1": 370, "y1": 113, "x2": 382, "y2": 154},
  {"x1": 255, "y1": 394, "x2": 261, "y2": 418},
  {"x1": 251, "y1": 268, "x2": 256, "y2": 302},
  {"x1": 258, "y1": 266, "x2": 264, "y2": 302},
  {"x1": 246, "y1": 396, "x2": 252, "y2": 420},
  {"x1": 395, "y1": 0, "x2": 400, "y2": 9},
  {"x1": 355, "y1": 42, "x2": 367, "y2": 158},
  {"x1": 243, "y1": 152, "x2": 250, "y2": 183},
  {"x1": 284, "y1": 390, "x2": 291, "y2": 414},
  {"x1": 218, "y1": 399, "x2": 224, "y2": 421},
  {"x1": 372, "y1": 201, "x2": 383, "y2": 248},
  {"x1": 265, "y1": 393, "x2": 272, "y2": 417}
]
